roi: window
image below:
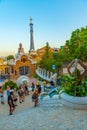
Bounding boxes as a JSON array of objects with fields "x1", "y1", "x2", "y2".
[{"x1": 19, "y1": 66, "x2": 30, "y2": 75}]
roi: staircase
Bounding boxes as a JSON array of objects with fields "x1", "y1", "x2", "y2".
[{"x1": 39, "y1": 96, "x2": 63, "y2": 107}]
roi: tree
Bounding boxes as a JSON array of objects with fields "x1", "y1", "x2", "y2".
[
  {"x1": 64, "y1": 26, "x2": 87, "y2": 61},
  {"x1": 43, "y1": 42, "x2": 53, "y2": 59},
  {"x1": 38, "y1": 42, "x2": 54, "y2": 71},
  {"x1": 7, "y1": 55, "x2": 14, "y2": 60},
  {"x1": 55, "y1": 61, "x2": 62, "y2": 75},
  {"x1": 76, "y1": 42, "x2": 87, "y2": 61}
]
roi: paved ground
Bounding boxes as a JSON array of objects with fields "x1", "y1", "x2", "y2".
[
  {"x1": 0, "y1": 79, "x2": 87, "y2": 130},
  {"x1": 0, "y1": 92, "x2": 87, "y2": 130}
]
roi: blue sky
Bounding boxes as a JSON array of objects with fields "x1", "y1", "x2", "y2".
[{"x1": 0, "y1": 0, "x2": 87, "y2": 56}]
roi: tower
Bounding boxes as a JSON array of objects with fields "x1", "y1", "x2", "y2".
[{"x1": 29, "y1": 18, "x2": 35, "y2": 52}]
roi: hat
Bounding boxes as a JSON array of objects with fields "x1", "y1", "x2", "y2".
[{"x1": 36, "y1": 82, "x2": 39, "y2": 86}]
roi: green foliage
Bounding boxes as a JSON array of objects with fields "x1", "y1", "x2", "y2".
[
  {"x1": 38, "y1": 42, "x2": 54, "y2": 71},
  {"x1": 59, "y1": 75, "x2": 87, "y2": 97},
  {"x1": 38, "y1": 42, "x2": 63, "y2": 74},
  {"x1": 53, "y1": 48, "x2": 73, "y2": 63},
  {"x1": 34, "y1": 73, "x2": 44, "y2": 81},
  {"x1": 75, "y1": 42, "x2": 87, "y2": 61},
  {"x1": 55, "y1": 61, "x2": 62, "y2": 75},
  {"x1": 54, "y1": 26, "x2": 87, "y2": 62},
  {"x1": 38, "y1": 26, "x2": 87, "y2": 75},
  {"x1": 3, "y1": 80, "x2": 18, "y2": 90},
  {"x1": 7, "y1": 55, "x2": 14, "y2": 60},
  {"x1": 42, "y1": 42, "x2": 53, "y2": 60},
  {"x1": 64, "y1": 26, "x2": 87, "y2": 61}
]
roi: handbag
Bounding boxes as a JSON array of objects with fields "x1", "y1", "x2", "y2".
[{"x1": 32, "y1": 91, "x2": 38, "y2": 99}]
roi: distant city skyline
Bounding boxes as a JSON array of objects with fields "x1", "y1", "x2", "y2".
[{"x1": 0, "y1": 0, "x2": 87, "y2": 56}]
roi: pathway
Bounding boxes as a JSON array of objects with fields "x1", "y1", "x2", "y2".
[{"x1": 0, "y1": 79, "x2": 87, "y2": 130}]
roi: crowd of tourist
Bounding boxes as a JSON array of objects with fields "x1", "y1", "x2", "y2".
[
  {"x1": 0, "y1": 78, "x2": 57, "y2": 115},
  {"x1": 0, "y1": 81, "x2": 42, "y2": 115},
  {"x1": 6, "y1": 84, "x2": 30, "y2": 115}
]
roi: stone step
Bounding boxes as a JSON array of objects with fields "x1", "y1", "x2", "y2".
[
  {"x1": 39, "y1": 98, "x2": 60, "y2": 103},
  {"x1": 39, "y1": 103, "x2": 63, "y2": 107},
  {"x1": 39, "y1": 98, "x2": 63, "y2": 107}
]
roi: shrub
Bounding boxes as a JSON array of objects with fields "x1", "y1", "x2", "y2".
[
  {"x1": 59, "y1": 75, "x2": 87, "y2": 97},
  {"x1": 3, "y1": 80, "x2": 18, "y2": 90}
]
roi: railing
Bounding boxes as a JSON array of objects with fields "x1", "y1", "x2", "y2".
[{"x1": 36, "y1": 67, "x2": 57, "y2": 81}]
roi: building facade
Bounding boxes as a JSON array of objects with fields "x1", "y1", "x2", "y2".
[{"x1": 0, "y1": 18, "x2": 59, "y2": 80}]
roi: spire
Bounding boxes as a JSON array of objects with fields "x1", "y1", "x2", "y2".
[{"x1": 29, "y1": 17, "x2": 35, "y2": 52}]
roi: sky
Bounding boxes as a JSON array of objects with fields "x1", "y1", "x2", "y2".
[{"x1": 0, "y1": 0, "x2": 87, "y2": 56}]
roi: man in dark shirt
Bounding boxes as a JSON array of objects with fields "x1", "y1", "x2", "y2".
[{"x1": 8, "y1": 92, "x2": 15, "y2": 115}]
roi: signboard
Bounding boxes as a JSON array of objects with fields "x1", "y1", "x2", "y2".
[
  {"x1": 60, "y1": 46, "x2": 64, "y2": 49},
  {"x1": 52, "y1": 65, "x2": 56, "y2": 70}
]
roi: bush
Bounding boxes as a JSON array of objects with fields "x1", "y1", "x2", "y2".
[
  {"x1": 59, "y1": 75, "x2": 87, "y2": 97},
  {"x1": 3, "y1": 80, "x2": 18, "y2": 90}
]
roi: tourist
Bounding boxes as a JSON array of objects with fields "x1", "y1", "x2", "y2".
[
  {"x1": 18, "y1": 85, "x2": 24, "y2": 103},
  {"x1": 50, "y1": 78, "x2": 56, "y2": 86},
  {"x1": 43, "y1": 80, "x2": 47, "y2": 91},
  {"x1": 32, "y1": 89, "x2": 38, "y2": 107},
  {"x1": 13, "y1": 88, "x2": 18, "y2": 106},
  {"x1": 31, "y1": 82, "x2": 35, "y2": 91},
  {"x1": 21, "y1": 85, "x2": 25, "y2": 101},
  {"x1": 48, "y1": 81, "x2": 58, "y2": 97},
  {"x1": 0, "y1": 86, "x2": 4, "y2": 104},
  {"x1": 24, "y1": 84, "x2": 29, "y2": 95},
  {"x1": 8, "y1": 91, "x2": 15, "y2": 115},
  {"x1": 36, "y1": 83, "x2": 41, "y2": 95},
  {"x1": 32, "y1": 82, "x2": 42, "y2": 107},
  {"x1": 6, "y1": 86, "x2": 11, "y2": 98}
]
